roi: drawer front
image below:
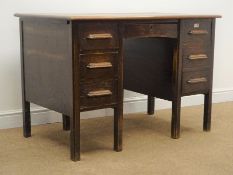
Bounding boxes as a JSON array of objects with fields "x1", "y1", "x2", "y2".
[
  {"x1": 80, "y1": 80, "x2": 117, "y2": 109},
  {"x1": 182, "y1": 19, "x2": 212, "y2": 40},
  {"x1": 80, "y1": 52, "x2": 118, "y2": 81},
  {"x1": 182, "y1": 19, "x2": 212, "y2": 69},
  {"x1": 79, "y1": 22, "x2": 119, "y2": 50},
  {"x1": 182, "y1": 69, "x2": 210, "y2": 95},
  {"x1": 124, "y1": 23, "x2": 177, "y2": 38},
  {"x1": 183, "y1": 52, "x2": 211, "y2": 70}
]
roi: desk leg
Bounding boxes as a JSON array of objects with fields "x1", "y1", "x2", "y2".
[
  {"x1": 147, "y1": 96, "x2": 155, "y2": 115},
  {"x1": 23, "y1": 101, "x2": 31, "y2": 137},
  {"x1": 62, "y1": 114, "x2": 70, "y2": 131},
  {"x1": 20, "y1": 20, "x2": 31, "y2": 138},
  {"x1": 114, "y1": 105, "x2": 123, "y2": 151},
  {"x1": 171, "y1": 97, "x2": 181, "y2": 139},
  {"x1": 70, "y1": 112, "x2": 80, "y2": 161},
  {"x1": 203, "y1": 92, "x2": 212, "y2": 131}
]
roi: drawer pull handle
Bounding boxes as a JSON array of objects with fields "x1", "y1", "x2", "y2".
[
  {"x1": 86, "y1": 62, "x2": 112, "y2": 69},
  {"x1": 188, "y1": 54, "x2": 208, "y2": 60},
  {"x1": 189, "y1": 30, "x2": 208, "y2": 35},
  {"x1": 87, "y1": 90, "x2": 112, "y2": 97},
  {"x1": 86, "y1": 33, "x2": 113, "y2": 39},
  {"x1": 187, "y1": 77, "x2": 207, "y2": 84}
]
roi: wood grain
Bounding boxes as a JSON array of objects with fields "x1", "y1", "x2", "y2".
[{"x1": 15, "y1": 13, "x2": 221, "y2": 20}]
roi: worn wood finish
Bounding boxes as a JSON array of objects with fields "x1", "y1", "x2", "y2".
[
  {"x1": 62, "y1": 114, "x2": 70, "y2": 131},
  {"x1": 80, "y1": 52, "x2": 119, "y2": 81},
  {"x1": 19, "y1": 20, "x2": 31, "y2": 138},
  {"x1": 114, "y1": 24, "x2": 123, "y2": 152},
  {"x1": 80, "y1": 80, "x2": 117, "y2": 110},
  {"x1": 123, "y1": 37, "x2": 175, "y2": 101},
  {"x1": 70, "y1": 21, "x2": 81, "y2": 161},
  {"x1": 16, "y1": 13, "x2": 219, "y2": 161},
  {"x1": 79, "y1": 22, "x2": 119, "y2": 50},
  {"x1": 203, "y1": 19, "x2": 216, "y2": 131},
  {"x1": 182, "y1": 69, "x2": 210, "y2": 95},
  {"x1": 171, "y1": 31, "x2": 182, "y2": 139},
  {"x1": 203, "y1": 92, "x2": 212, "y2": 131},
  {"x1": 182, "y1": 19, "x2": 212, "y2": 72},
  {"x1": 147, "y1": 96, "x2": 155, "y2": 115},
  {"x1": 22, "y1": 18, "x2": 73, "y2": 116},
  {"x1": 124, "y1": 23, "x2": 177, "y2": 39},
  {"x1": 15, "y1": 13, "x2": 221, "y2": 20}
]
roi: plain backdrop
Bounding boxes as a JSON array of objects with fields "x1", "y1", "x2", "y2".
[{"x1": 0, "y1": 0, "x2": 232, "y2": 128}]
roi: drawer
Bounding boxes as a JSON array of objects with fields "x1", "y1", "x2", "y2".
[
  {"x1": 124, "y1": 23, "x2": 177, "y2": 38},
  {"x1": 80, "y1": 80, "x2": 117, "y2": 109},
  {"x1": 182, "y1": 19, "x2": 212, "y2": 69},
  {"x1": 182, "y1": 69, "x2": 210, "y2": 95},
  {"x1": 182, "y1": 52, "x2": 212, "y2": 69},
  {"x1": 182, "y1": 19, "x2": 212, "y2": 40},
  {"x1": 79, "y1": 22, "x2": 119, "y2": 50},
  {"x1": 80, "y1": 52, "x2": 119, "y2": 81}
]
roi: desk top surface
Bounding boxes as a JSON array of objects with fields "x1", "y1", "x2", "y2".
[{"x1": 15, "y1": 13, "x2": 221, "y2": 20}]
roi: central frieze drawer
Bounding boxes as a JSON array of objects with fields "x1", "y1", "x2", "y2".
[
  {"x1": 79, "y1": 22, "x2": 119, "y2": 50},
  {"x1": 80, "y1": 52, "x2": 119, "y2": 81},
  {"x1": 124, "y1": 23, "x2": 178, "y2": 38}
]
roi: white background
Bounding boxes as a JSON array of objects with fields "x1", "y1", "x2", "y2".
[{"x1": 0, "y1": 0, "x2": 232, "y2": 128}]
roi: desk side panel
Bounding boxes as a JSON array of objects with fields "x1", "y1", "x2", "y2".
[{"x1": 22, "y1": 19, "x2": 73, "y2": 116}]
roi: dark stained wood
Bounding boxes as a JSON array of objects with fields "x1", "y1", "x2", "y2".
[
  {"x1": 123, "y1": 37, "x2": 175, "y2": 101},
  {"x1": 203, "y1": 19, "x2": 216, "y2": 131},
  {"x1": 62, "y1": 114, "x2": 70, "y2": 131},
  {"x1": 16, "y1": 13, "x2": 219, "y2": 161},
  {"x1": 80, "y1": 80, "x2": 117, "y2": 110},
  {"x1": 80, "y1": 52, "x2": 119, "y2": 81},
  {"x1": 124, "y1": 23, "x2": 177, "y2": 39},
  {"x1": 204, "y1": 93, "x2": 212, "y2": 131},
  {"x1": 182, "y1": 19, "x2": 212, "y2": 71},
  {"x1": 19, "y1": 19, "x2": 31, "y2": 138},
  {"x1": 114, "y1": 24, "x2": 123, "y2": 152},
  {"x1": 171, "y1": 98, "x2": 181, "y2": 139},
  {"x1": 182, "y1": 69, "x2": 210, "y2": 95},
  {"x1": 79, "y1": 22, "x2": 119, "y2": 50},
  {"x1": 147, "y1": 96, "x2": 155, "y2": 115},
  {"x1": 70, "y1": 21, "x2": 81, "y2": 161},
  {"x1": 22, "y1": 18, "x2": 73, "y2": 116},
  {"x1": 171, "y1": 32, "x2": 182, "y2": 139},
  {"x1": 114, "y1": 106, "x2": 123, "y2": 151}
]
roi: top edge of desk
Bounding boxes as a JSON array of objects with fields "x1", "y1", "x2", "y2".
[{"x1": 14, "y1": 13, "x2": 222, "y2": 21}]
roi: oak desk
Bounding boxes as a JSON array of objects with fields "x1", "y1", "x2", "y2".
[{"x1": 15, "y1": 13, "x2": 221, "y2": 161}]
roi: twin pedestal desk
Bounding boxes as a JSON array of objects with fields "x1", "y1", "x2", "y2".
[{"x1": 15, "y1": 13, "x2": 221, "y2": 161}]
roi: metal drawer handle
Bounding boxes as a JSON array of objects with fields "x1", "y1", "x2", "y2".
[
  {"x1": 87, "y1": 90, "x2": 112, "y2": 97},
  {"x1": 86, "y1": 33, "x2": 113, "y2": 39},
  {"x1": 187, "y1": 77, "x2": 207, "y2": 84},
  {"x1": 188, "y1": 54, "x2": 208, "y2": 60},
  {"x1": 189, "y1": 30, "x2": 208, "y2": 35},
  {"x1": 86, "y1": 62, "x2": 112, "y2": 69}
]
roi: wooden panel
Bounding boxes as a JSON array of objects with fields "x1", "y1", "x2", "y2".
[
  {"x1": 80, "y1": 80, "x2": 117, "y2": 110},
  {"x1": 22, "y1": 19, "x2": 73, "y2": 116},
  {"x1": 123, "y1": 37, "x2": 175, "y2": 100},
  {"x1": 80, "y1": 52, "x2": 119, "y2": 81},
  {"x1": 79, "y1": 22, "x2": 119, "y2": 50},
  {"x1": 182, "y1": 69, "x2": 210, "y2": 95},
  {"x1": 124, "y1": 23, "x2": 177, "y2": 38}
]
